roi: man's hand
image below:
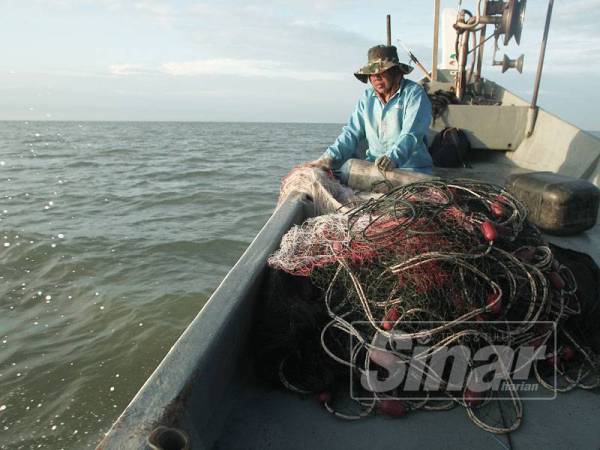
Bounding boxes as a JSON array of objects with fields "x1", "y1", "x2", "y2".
[
  {"x1": 305, "y1": 156, "x2": 334, "y2": 170},
  {"x1": 375, "y1": 155, "x2": 396, "y2": 172}
]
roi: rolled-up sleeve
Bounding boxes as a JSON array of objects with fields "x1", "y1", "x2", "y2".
[
  {"x1": 323, "y1": 93, "x2": 366, "y2": 166},
  {"x1": 387, "y1": 87, "x2": 432, "y2": 167}
]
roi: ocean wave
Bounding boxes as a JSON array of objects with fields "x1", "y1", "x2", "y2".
[{"x1": 0, "y1": 120, "x2": 334, "y2": 449}]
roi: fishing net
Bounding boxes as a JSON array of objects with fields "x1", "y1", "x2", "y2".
[
  {"x1": 277, "y1": 165, "x2": 359, "y2": 215},
  {"x1": 260, "y1": 178, "x2": 600, "y2": 434}
]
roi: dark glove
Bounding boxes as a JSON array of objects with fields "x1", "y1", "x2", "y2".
[
  {"x1": 305, "y1": 156, "x2": 334, "y2": 170},
  {"x1": 375, "y1": 155, "x2": 396, "y2": 172}
]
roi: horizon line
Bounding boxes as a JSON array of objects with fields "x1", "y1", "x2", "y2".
[
  {"x1": 0, "y1": 119, "x2": 597, "y2": 133},
  {"x1": 0, "y1": 119, "x2": 345, "y2": 125}
]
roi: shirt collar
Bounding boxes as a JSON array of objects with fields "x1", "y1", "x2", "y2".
[{"x1": 370, "y1": 77, "x2": 405, "y2": 102}]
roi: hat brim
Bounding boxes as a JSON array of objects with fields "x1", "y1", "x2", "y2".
[{"x1": 354, "y1": 62, "x2": 413, "y2": 83}]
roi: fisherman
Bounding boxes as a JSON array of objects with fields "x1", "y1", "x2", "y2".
[{"x1": 307, "y1": 45, "x2": 433, "y2": 178}]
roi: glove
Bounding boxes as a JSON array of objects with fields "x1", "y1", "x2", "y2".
[
  {"x1": 305, "y1": 156, "x2": 334, "y2": 170},
  {"x1": 375, "y1": 155, "x2": 396, "y2": 172}
]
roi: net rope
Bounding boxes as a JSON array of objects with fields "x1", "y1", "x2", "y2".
[{"x1": 267, "y1": 176, "x2": 599, "y2": 433}]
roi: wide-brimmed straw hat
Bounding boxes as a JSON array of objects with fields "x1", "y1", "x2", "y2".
[{"x1": 354, "y1": 45, "x2": 413, "y2": 83}]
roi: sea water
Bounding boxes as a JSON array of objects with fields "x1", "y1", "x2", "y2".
[{"x1": 0, "y1": 121, "x2": 341, "y2": 449}]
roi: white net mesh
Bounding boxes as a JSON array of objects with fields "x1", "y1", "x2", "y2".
[{"x1": 278, "y1": 166, "x2": 358, "y2": 215}]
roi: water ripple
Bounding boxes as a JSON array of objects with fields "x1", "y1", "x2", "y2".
[{"x1": 0, "y1": 120, "x2": 340, "y2": 449}]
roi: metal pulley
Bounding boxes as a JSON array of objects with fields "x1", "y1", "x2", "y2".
[
  {"x1": 500, "y1": 54, "x2": 524, "y2": 73},
  {"x1": 486, "y1": 0, "x2": 527, "y2": 45}
]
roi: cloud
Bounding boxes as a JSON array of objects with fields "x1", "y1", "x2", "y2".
[
  {"x1": 29, "y1": 1, "x2": 383, "y2": 74},
  {"x1": 108, "y1": 64, "x2": 149, "y2": 76},
  {"x1": 543, "y1": 33, "x2": 600, "y2": 73},
  {"x1": 133, "y1": 0, "x2": 176, "y2": 26},
  {"x1": 26, "y1": 69, "x2": 112, "y2": 78},
  {"x1": 7, "y1": 0, "x2": 599, "y2": 128},
  {"x1": 34, "y1": 0, "x2": 125, "y2": 10},
  {"x1": 106, "y1": 56, "x2": 348, "y2": 81},
  {"x1": 181, "y1": 3, "x2": 371, "y2": 70},
  {"x1": 160, "y1": 59, "x2": 345, "y2": 81},
  {"x1": 508, "y1": 1, "x2": 600, "y2": 75},
  {"x1": 526, "y1": 0, "x2": 600, "y2": 28}
]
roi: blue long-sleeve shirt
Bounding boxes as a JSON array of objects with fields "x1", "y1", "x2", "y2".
[{"x1": 323, "y1": 78, "x2": 433, "y2": 172}]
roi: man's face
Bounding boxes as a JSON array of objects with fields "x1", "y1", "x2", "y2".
[{"x1": 369, "y1": 69, "x2": 398, "y2": 96}]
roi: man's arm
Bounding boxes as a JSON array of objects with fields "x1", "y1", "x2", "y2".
[
  {"x1": 386, "y1": 86, "x2": 432, "y2": 168},
  {"x1": 318, "y1": 93, "x2": 367, "y2": 167}
]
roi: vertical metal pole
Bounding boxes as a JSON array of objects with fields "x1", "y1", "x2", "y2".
[
  {"x1": 527, "y1": 0, "x2": 554, "y2": 136},
  {"x1": 432, "y1": 0, "x2": 441, "y2": 81},
  {"x1": 386, "y1": 15, "x2": 391, "y2": 46},
  {"x1": 475, "y1": 2, "x2": 488, "y2": 81},
  {"x1": 475, "y1": 28, "x2": 486, "y2": 81},
  {"x1": 455, "y1": 31, "x2": 470, "y2": 100},
  {"x1": 531, "y1": 0, "x2": 554, "y2": 109}
]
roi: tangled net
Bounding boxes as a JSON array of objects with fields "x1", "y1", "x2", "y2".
[
  {"x1": 278, "y1": 165, "x2": 358, "y2": 215},
  {"x1": 264, "y1": 179, "x2": 600, "y2": 434}
]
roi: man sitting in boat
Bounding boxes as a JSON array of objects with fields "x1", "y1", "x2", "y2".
[{"x1": 307, "y1": 45, "x2": 433, "y2": 178}]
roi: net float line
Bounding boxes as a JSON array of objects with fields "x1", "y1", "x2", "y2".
[{"x1": 267, "y1": 179, "x2": 597, "y2": 433}]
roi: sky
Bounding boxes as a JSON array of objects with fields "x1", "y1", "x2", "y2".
[{"x1": 1, "y1": 0, "x2": 599, "y2": 129}]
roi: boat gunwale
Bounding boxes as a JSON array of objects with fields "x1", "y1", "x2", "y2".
[{"x1": 97, "y1": 192, "x2": 311, "y2": 449}]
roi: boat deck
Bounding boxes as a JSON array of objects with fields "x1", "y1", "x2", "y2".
[
  {"x1": 99, "y1": 156, "x2": 599, "y2": 450},
  {"x1": 431, "y1": 153, "x2": 600, "y2": 263},
  {"x1": 215, "y1": 375, "x2": 600, "y2": 449},
  {"x1": 216, "y1": 156, "x2": 600, "y2": 449}
]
